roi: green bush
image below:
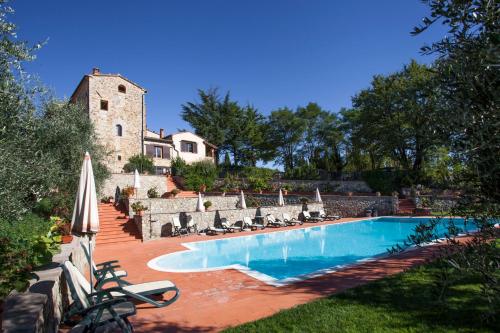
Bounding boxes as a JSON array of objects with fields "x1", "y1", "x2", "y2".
[
  {"x1": 362, "y1": 170, "x2": 419, "y2": 195},
  {"x1": 171, "y1": 157, "x2": 188, "y2": 176},
  {"x1": 0, "y1": 214, "x2": 61, "y2": 299},
  {"x1": 284, "y1": 164, "x2": 320, "y2": 180},
  {"x1": 147, "y1": 187, "x2": 159, "y2": 198},
  {"x1": 184, "y1": 160, "x2": 218, "y2": 191},
  {"x1": 248, "y1": 176, "x2": 269, "y2": 192},
  {"x1": 123, "y1": 154, "x2": 155, "y2": 174}
]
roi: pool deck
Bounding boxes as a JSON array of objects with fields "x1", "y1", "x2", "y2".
[{"x1": 94, "y1": 217, "x2": 440, "y2": 332}]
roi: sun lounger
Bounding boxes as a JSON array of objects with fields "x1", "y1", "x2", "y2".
[
  {"x1": 63, "y1": 260, "x2": 180, "y2": 309},
  {"x1": 243, "y1": 216, "x2": 265, "y2": 230},
  {"x1": 319, "y1": 208, "x2": 341, "y2": 220},
  {"x1": 81, "y1": 240, "x2": 127, "y2": 288},
  {"x1": 266, "y1": 214, "x2": 286, "y2": 227},
  {"x1": 206, "y1": 225, "x2": 226, "y2": 235},
  {"x1": 186, "y1": 216, "x2": 198, "y2": 234},
  {"x1": 302, "y1": 210, "x2": 322, "y2": 222},
  {"x1": 62, "y1": 261, "x2": 136, "y2": 332},
  {"x1": 221, "y1": 218, "x2": 243, "y2": 232},
  {"x1": 172, "y1": 216, "x2": 188, "y2": 236},
  {"x1": 282, "y1": 213, "x2": 303, "y2": 226}
]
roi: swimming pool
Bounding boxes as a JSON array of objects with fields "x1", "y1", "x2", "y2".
[{"x1": 148, "y1": 217, "x2": 475, "y2": 286}]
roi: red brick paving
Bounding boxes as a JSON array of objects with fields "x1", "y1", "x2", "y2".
[{"x1": 94, "y1": 218, "x2": 439, "y2": 332}]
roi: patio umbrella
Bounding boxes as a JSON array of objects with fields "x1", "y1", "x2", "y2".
[
  {"x1": 278, "y1": 189, "x2": 285, "y2": 206},
  {"x1": 133, "y1": 169, "x2": 141, "y2": 198},
  {"x1": 240, "y1": 190, "x2": 247, "y2": 209},
  {"x1": 315, "y1": 188, "x2": 322, "y2": 203},
  {"x1": 196, "y1": 192, "x2": 205, "y2": 212},
  {"x1": 71, "y1": 152, "x2": 100, "y2": 291}
]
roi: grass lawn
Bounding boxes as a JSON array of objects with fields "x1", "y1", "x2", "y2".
[{"x1": 224, "y1": 261, "x2": 498, "y2": 333}]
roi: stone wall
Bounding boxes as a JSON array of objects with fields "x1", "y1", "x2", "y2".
[
  {"x1": 414, "y1": 195, "x2": 458, "y2": 212},
  {"x1": 322, "y1": 195, "x2": 396, "y2": 217},
  {"x1": 100, "y1": 172, "x2": 167, "y2": 199},
  {"x1": 1, "y1": 236, "x2": 90, "y2": 333},
  {"x1": 139, "y1": 202, "x2": 324, "y2": 241}
]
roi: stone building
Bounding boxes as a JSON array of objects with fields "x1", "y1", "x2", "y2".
[{"x1": 70, "y1": 68, "x2": 216, "y2": 173}]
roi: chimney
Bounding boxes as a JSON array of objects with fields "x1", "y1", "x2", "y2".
[
  {"x1": 92, "y1": 67, "x2": 100, "y2": 75},
  {"x1": 159, "y1": 128, "x2": 164, "y2": 138}
]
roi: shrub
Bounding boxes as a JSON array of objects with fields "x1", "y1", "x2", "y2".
[
  {"x1": 147, "y1": 187, "x2": 159, "y2": 198},
  {"x1": 121, "y1": 186, "x2": 135, "y2": 198},
  {"x1": 184, "y1": 160, "x2": 218, "y2": 191},
  {"x1": 130, "y1": 202, "x2": 148, "y2": 214},
  {"x1": 123, "y1": 154, "x2": 155, "y2": 174},
  {"x1": 248, "y1": 176, "x2": 269, "y2": 192},
  {"x1": 203, "y1": 201, "x2": 212, "y2": 209},
  {"x1": 171, "y1": 188, "x2": 180, "y2": 196},
  {"x1": 0, "y1": 214, "x2": 60, "y2": 298},
  {"x1": 171, "y1": 157, "x2": 188, "y2": 176}
]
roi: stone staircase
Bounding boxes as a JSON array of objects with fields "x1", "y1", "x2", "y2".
[
  {"x1": 166, "y1": 175, "x2": 198, "y2": 198},
  {"x1": 397, "y1": 198, "x2": 416, "y2": 215},
  {"x1": 96, "y1": 203, "x2": 142, "y2": 245}
]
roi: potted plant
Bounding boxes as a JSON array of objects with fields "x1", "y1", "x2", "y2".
[
  {"x1": 52, "y1": 216, "x2": 73, "y2": 244},
  {"x1": 199, "y1": 184, "x2": 207, "y2": 193},
  {"x1": 122, "y1": 186, "x2": 135, "y2": 198},
  {"x1": 131, "y1": 201, "x2": 148, "y2": 216},
  {"x1": 375, "y1": 191, "x2": 381, "y2": 197},
  {"x1": 203, "y1": 200, "x2": 212, "y2": 210},
  {"x1": 147, "y1": 187, "x2": 159, "y2": 198},
  {"x1": 220, "y1": 184, "x2": 230, "y2": 197},
  {"x1": 108, "y1": 195, "x2": 115, "y2": 204},
  {"x1": 282, "y1": 184, "x2": 292, "y2": 195},
  {"x1": 171, "y1": 188, "x2": 180, "y2": 198},
  {"x1": 347, "y1": 191, "x2": 353, "y2": 197}
]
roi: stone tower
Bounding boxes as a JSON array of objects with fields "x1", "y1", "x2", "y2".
[{"x1": 70, "y1": 68, "x2": 147, "y2": 173}]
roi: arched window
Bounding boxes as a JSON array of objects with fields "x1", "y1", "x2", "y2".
[
  {"x1": 118, "y1": 85, "x2": 126, "y2": 93},
  {"x1": 116, "y1": 124, "x2": 123, "y2": 137}
]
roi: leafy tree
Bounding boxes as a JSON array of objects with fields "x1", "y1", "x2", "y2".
[
  {"x1": 265, "y1": 107, "x2": 305, "y2": 171},
  {"x1": 183, "y1": 160, "x2": 218, "y2": 191},
  {"x1": 123, "y1": 154, "x2": 155, "y2": 174}
]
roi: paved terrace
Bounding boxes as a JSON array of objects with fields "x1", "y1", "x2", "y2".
[{"x1": 94, "y1": 218, "x2": 437, "y2": 333}]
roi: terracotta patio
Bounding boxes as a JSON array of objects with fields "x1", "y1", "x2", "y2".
[{"x1": 94, "y1": 218, "x2": 439, "y2": 332}]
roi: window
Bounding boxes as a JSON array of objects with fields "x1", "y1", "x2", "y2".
[
  {"x1": 116, "y1": 124, "x2": 122, "y2": 137},
  {"x1": 100, "y1": 100, "x2": 108, "y2": 110},
  {"x1": 154, "y1": 146, "x2": 162, "y2": 158},
  {"x1": 181, "y1": 140, "x2": 197, "y2": 153},
  {"x1": 117, "y1": 155, "x2": 122, "y2": 161},
  {"x1": 118, "y1": 85, "x2": 126, "y2": 93}
]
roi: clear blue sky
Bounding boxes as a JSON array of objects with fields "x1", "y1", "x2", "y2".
[{"x1": 13, "y1": 0, "x2": 444, "y2": 134}]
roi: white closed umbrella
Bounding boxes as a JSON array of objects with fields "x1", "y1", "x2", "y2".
[
  {"x1": 240, "y1": 190, "x2": 247, "y2": 209},
  {"x1": 71, "y1": 152, "x2": 100, "y2": 291},
  {"x1": 278, "y1": 189, "x2": 285, "y2": 206},
  {"x1": 133, "y1": 169, "x2": 141, "y2": 198},
  {"x1": 196, "y1": 192, "x2": 205, "y2": 212},
  {"x1": 315, "y1": 188, "x2": 322, "y2": 203}
]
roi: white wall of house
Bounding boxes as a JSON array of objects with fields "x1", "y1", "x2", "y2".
[{"x1": 170, "y1": 131, "x2": 214, "y2": 164}]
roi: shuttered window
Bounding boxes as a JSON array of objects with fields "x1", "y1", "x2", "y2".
[
  {"x1": 181, "y1": 140, "x2": 197, "y2": 153},
  {"x1": 145, "y1": 144, "x2": 155, "y2": 157},
  {"x1": 162, "y1": 146, "x2": 170, "y2": 159}
]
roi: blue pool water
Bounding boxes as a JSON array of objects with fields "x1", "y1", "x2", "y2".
[{"x1": 148, "y1": 217, "x2": 475, "y2": 284}]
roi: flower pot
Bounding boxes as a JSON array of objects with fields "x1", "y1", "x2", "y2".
[
  {"x1": 135, "y1": 211, "x2": 144, "y2": 216},
  {"x1": 61, "y1": 235, "x2": 73, "y2": 244},
  {"x1": 283, "y1": 190, "x2": 288, "y2": 195},
  {"x1": 375, "y1": 192, "x2": 381, "y2": 197},
  {"x1": 109, "y1": 198, "x2": 115, "y2": 203},
  {"x1": 221, "y1": 192, "x2": 226, "y2": 197}
]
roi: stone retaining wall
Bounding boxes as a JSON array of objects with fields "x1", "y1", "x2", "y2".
[
  {"x1": 322, "y1": 195, "x2": 396, "y2": 217},
  {"x1": 100, "y1": 173, "x2": 167, "y2": 199},
  {"x1": 1, "y1": 237, "x2": 90, "y2": 333},
  {"x1": 414, "y1": 195, "x2": 458, "y2": 212},
  {"x1": 135, "y1": 202, "x2": 324, "y2": 241}
]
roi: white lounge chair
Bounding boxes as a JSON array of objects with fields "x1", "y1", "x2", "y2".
[
  {"x1": 243, "y1": 216, "x2": 265, "y2": 230},
  {"x1": 172, "y1": 216, "x2": 188, "y2": 236},
  {"x1": 319, "y1": 208, "x2": 341, "y2": 220},
  {"x1": 302, "y1": 210, "x2": 322, "y2": 223},
  {"x1": 221, "y1": 218, "x2": 243, "y2": 232},
  {"x1": 186, "y1": 216, "x2": 198, "y2": 234},
  {"x1": 266, "y1": 214, "x2": 286, "y2": 227},
  {"x1": 206, "y1": 225, "x2": 226, "y2": 235},
  {"x1": 282, "y1": 213, "x2": 303, "y2": 226}
]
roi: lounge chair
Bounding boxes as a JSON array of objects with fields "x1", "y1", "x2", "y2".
[
  {"x1": 172, "y1": 216, "x2": 188, "y2": 236},
  {"x1": 319, "y1": 208, "x2": 341, "y2": 220},
  {"x1": 81, "y1": 240, "x2": 127, "y2": 288},
  {"x1": 243, "y1": 216, "x2": 265, "y2": 230},
  {"x1": 206, "y1": 225, "x2": 226, "y2": 235},
  {"x1": 220, "y1": 218, "x2": 243, "y2": 232},
  {"x1": 266, "y1": 214, "x2": 286, "y2": 227},
  {"x1": 63, "y1": 260, "x2": 180, "y2": 309},
  {"x1": 302, "y1": 210, "x2": 322, "y2": 223},
  {"x1": 282, "y1": 213, "x2": 303, "y2": 226},
  {"x1": 62, "y1": 261, "x2": 136, "y2": 332},
  {"x1": 186, "y1": 216, "x2": 198, "y2": 234}
]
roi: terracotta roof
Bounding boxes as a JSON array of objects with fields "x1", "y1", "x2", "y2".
[{"x1": 144, "y1": 136, "x2": 173, "y2": 144}]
